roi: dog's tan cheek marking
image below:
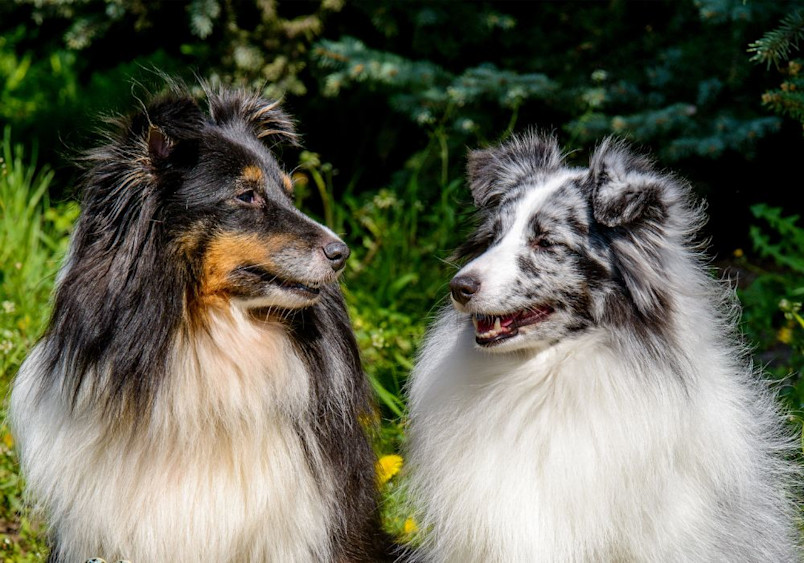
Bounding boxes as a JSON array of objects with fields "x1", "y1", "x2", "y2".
[
  {"x1": 201, "y1": 234, "x2": 273, "y2": 301},
  {"x1": 241, "y1": 165, "x2": 264, "y2": 184},
  {"x1": 197, "y1": 233, "x2": 298, "y2": 306}
]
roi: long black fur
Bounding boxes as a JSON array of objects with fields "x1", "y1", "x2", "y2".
[{"x1": 14, "y1": 81, "x2": 391, "y2": 562}]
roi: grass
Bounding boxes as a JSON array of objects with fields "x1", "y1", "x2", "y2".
[{"x1": 0, "y1": 127, "x2": 78, "y2": 561}]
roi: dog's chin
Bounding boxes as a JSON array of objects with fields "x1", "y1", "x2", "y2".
[
  {"x1": 235, "y1": 289, "x2": 322, "y2": 312},
  {"x1": 462, "y1": 305, "x2": 555, "y2": 352},
  {"x1": 233, "y1": 265, "x2": 335, "y2": 312}
]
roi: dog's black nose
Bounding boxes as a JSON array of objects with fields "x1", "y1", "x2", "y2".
[
  {"x1": 450, "y1": 274, "x2": 480, "y2": 305},
  {"x1": 323, "y1": 241, "x2": 350, "y2": 271}
]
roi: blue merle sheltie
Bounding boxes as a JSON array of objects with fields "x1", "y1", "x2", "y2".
[
  {"x1": 407, "y1": 132, "x2": 801, "y2": 561},
  {"x1": 10, "y1": 84, "x2": 390, "y2": 562}
]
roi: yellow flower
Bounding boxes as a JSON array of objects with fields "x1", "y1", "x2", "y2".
[
  {"x1": 2, "y1": 432, "x2": 13, "y2": 449},
  {"x1": 377, "y1": 454, "x2": 403, "y2": 485},
  {"x1": 403, "y1": 517, "x2": 418, "y2": 535},
  {"x1": 778, "y1": 326, "x2": 794, "y2": 344},
  {"x1": 733, "y1": 248, "x2": 744, "y2": 258}
]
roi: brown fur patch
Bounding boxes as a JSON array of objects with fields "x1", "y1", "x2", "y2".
[
  {"x1": 282, "y1": 173, "x2": 294, "y2": 193},
  {"x1": 241, "y1": 165, "x2": 264, "y2": 184},
  {"x1": 197, "y1": 233, "x2": 294, "y2": 308},
  {"x1": 176, "y1": 223, "x2": 208, "y2": 257}
]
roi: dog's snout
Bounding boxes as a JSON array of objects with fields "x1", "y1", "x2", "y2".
[
  {"x1": 450, "y1": 274, "x2": 480, "y2": 305},
  {"x1": 322, "y1": 240, "x2": 350, "y2": 271}
]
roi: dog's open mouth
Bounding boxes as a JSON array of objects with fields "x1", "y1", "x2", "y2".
[
  {"x1": 240, "y1": 265, "x2": 322, "y2": 298},
  {"x1": 472, "y1": 306, "x2": 554, "y2": 346}
]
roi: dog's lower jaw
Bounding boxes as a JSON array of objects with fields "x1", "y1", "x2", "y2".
[
  {"x1": 231, "y1": 264, "x2": 342, "y2": 311},
  {"x1": 452, "y1": 297, "x2": 556, "y2": 349},
  {"x1": 232, "y1": 281, "x2": 336, "y2": 312},
  {"x1": 235, "y1": 292, "x2": 322, "y2": 312},
  {"x1": 456, "y1": 312, "x2": 557, "y2": 354}
]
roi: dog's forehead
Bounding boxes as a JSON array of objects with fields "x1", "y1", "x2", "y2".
[
  {"x1": 202, "y1": 127, "x2": 289, "y2": 186},
  {"x1": 499, "y1": 171, "x2": 586, "y2": 229}
]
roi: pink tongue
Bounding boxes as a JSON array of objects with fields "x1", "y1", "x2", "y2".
[{"x1": 500, "y1": 315, "x2": 517, "y2": 328}]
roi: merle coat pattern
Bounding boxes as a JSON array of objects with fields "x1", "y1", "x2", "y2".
[{"x1": 407, "y1": 132, "x2": 801, "y2": 562}]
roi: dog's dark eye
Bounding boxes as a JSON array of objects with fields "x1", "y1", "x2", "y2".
[
  {"x1": 532, "y1": 236, "x2": 554, "y2": 250},
  {"x1": 235, "y1": 190, "x2": 258, "y2": 205}
]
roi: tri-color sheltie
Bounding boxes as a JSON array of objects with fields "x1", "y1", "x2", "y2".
[
  {"x1": 10, "y1": 84, "x2": 390, "y2": 562},
  {"x1": 407, "y1": 132, "x2": 800, "y2": 562}
]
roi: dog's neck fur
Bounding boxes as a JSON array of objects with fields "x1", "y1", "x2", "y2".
[
  {"x1": 408, "y1": 300, "x2": 796, "y2": 562},
  {"x1": 13, "y1": 305, "x2": 335, "y2": 562}
]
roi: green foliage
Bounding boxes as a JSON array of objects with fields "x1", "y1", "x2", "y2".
[
  {"x1": 740, "y1": 205, "x2": 804, "y2": 407},
  {"x1": 188, "y1": 0, "x2": 345, "y2": 98},
  {"x1": 310, "y1": 2, "x2": 794, "y2": 164},
  {"x1": 739, "y1": 8, "x2": 804, "y2": 411},
  {"x1": 750, "y1": 10, "x2": 804, "y2": 126},
  {"x1": 314, "y1": 36, "x2": 555, "y2": 135},
  {"x1": 0, "y1": 129, "x2": 77, "y2": 559},
  {"x1": 760, "y1": 71, "x2": 804, "y2": 126},
  {"x1": 749, "y1": 10, "x2": 804, "y2": 69},
  {"x1": 0, "y1": 26, "x2": 79, "y2": 127},
  {"x1": 694, "y1": 0, "x2": 756, "y2": 23},
  {"x1": 297, "y1": 130, "x2": 466, "y2": 416},
  {"x1": 18, "y1": 0, "x2": 342, "y2": 97},
  {"x1": 0, "y1": 128, "x2": 77, "y2": 385},
  {"x1": 749, "y1": 204, "x2": 804, "y2": 275}
]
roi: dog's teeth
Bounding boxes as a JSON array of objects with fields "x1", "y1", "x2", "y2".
[
  {"x1": 472, "y1": 316, "x2": 479, "y2": 331},
  {"x1": 494, "y1": 317, "x2": 501, "y2": 332}
]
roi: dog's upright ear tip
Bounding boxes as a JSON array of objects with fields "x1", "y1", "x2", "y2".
[
  {"x1": 466, "y1": 147, "x2": 499, "y2": 207},
  {"x1": 467, "y1": 147, "x2": 494, "y2": 172},
  {"x1": 588, "y1": 139, "x2": 669, "y2": 228}
]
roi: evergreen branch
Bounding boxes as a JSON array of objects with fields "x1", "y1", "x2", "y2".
[
  {"x1": 761, "y1": 87, "x2": 804, "y2": 125},
  {"x1": 749, "y1": 10, "x2": 804, "y2": 68}
]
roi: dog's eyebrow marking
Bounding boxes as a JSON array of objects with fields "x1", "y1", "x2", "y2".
[{"x1": 241, "y1": 165, "x2": 264, "y2": 184}]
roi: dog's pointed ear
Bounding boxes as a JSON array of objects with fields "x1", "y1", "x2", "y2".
[
  {"x1": 467, "y1": 131, "x2": 562, "y2": 208},
  {"x1": 466, "y1": 147, "x2": 500, "y2": 207},
  {"x1": 588, "y1": 138, "x2": 674, "y2": 228},
  {"x1": 207, "y1": 87, "x2": 299, "y2": 147},
  {"x1": 127, "y1": 93, "x2": 205, "y2": 171}
]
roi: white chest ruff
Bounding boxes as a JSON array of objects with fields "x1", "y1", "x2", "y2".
[
  {"x1": 407, "y1": 312, "x2": 787, "y2": 562},
  {"x1": 12, "y1": 307, "x2": 334, "y2": 562}
]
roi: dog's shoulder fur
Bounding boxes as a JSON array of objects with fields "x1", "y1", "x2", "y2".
[{"x1": 407, "y1": 131, "x2": 801, "y2": 562}]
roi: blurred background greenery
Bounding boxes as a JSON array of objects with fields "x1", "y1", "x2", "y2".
[{"x1": 2, "y1": 0, "x2": 804, "y2": 557}]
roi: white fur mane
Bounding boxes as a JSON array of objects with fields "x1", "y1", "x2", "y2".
[
  {"x1": 11, "y1": 305, "x2": 334, "y2": 562},
  {"x1": 409, "y1": 295, "x2": 798, "y2": 561}
]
